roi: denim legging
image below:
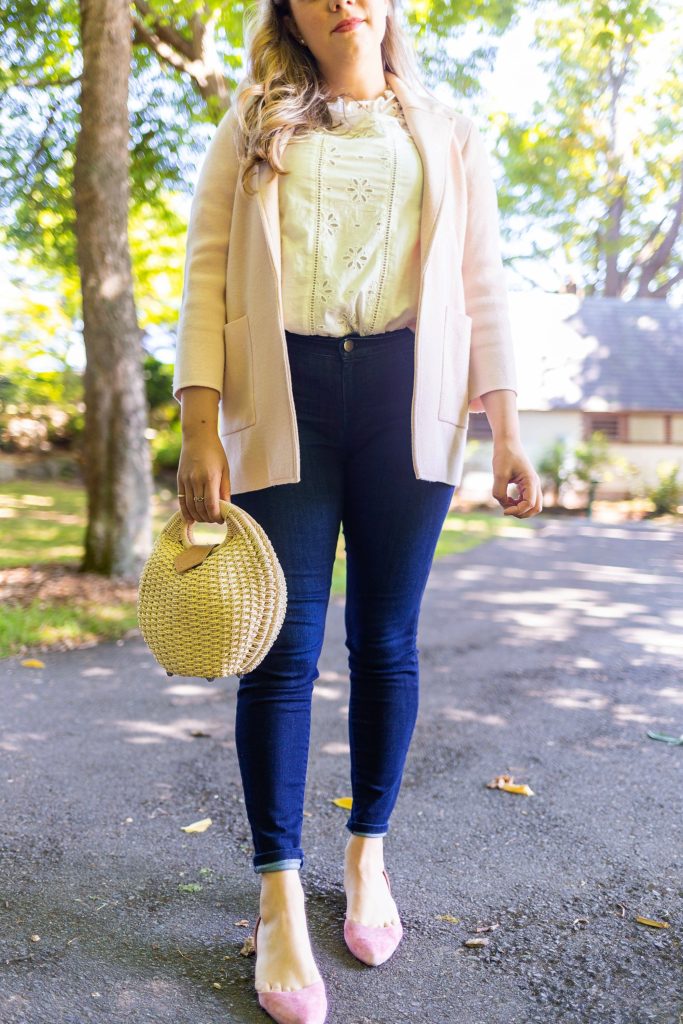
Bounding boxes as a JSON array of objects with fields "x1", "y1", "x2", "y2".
[{"x1": 229, "y1": 326, "x2": 455, "y2": 873}]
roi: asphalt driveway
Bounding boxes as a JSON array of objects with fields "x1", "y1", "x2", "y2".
[{"x1": 1, "y1": 515, "x2": 681, "y2": 1024}]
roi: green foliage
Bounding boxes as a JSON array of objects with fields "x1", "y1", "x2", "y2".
[
  {"x1": 403, "y1": 0, "x2": 523, "y2": 98},
  {"x1": 537, "y1": 431, "x2": 651, "y2": 509},
  {"x1": 3, "y1": 0, "x2": 681, "y2": 307},
  {"x1": 0, "y1": 357, "x2": 85, "y2": 453},
  {"x1": 151, "y1": 419, "x2": 183, "y2": 473},
  {"x1": 143, "y1": 355, "x2": 183, "y2": 473},
  {"x1": 143, "y1": 354, "x2": 175, "y2": 410},
  {"x1": 646, "y1": 462, "x2": 682, "y2": 515},
  {"x1": 537, "y1": 437, "x2": 572, "y2": 499},
  {"x1": 573, "y1": 430, "x2": 613, "y2": 484},
  {"x1": 0, "y1": 0, "x2": 243, "y2": 279},
  {"x1": 0, "y1": 0, "x2": 524, "y2": 280},
  {"x1": 495, "y1": 0, "x2": 681, "y2": 296},
  {"x1": 0, "y1": 350, "x2": 179, "y2": 454}
]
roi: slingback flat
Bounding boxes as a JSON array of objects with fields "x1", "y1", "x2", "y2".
[
  {"x1": 253, "y1": 914, "x2": 328, "y2": 1024},
  {"x1": 343, "y1": 867, "x2": 403, "y2": 966}
]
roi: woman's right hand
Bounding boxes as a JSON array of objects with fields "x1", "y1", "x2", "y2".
[{"x1": 177, "y1": 433, "x2": 232, "y2": 525}]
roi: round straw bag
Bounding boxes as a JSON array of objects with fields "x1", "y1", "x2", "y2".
[{"x1": 136, "y1": 499, "x2": 287, "y2": 680}]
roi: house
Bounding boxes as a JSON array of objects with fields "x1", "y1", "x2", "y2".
[{"x1": 460, "y1": 293, "x2": 683, "y2": 504}]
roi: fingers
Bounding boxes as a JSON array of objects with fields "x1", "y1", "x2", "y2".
[
  {"x1": 497, "y1": 473, "x2": 544, "y2": 518},
  {"x1": 218, "y1": 465, "x2": 232, "y2": 516},
  {"x1": 207, "y1": 464, "x2": 232, "y2": 521},
  {"x1": 202, "y1": 487, "x2": 222, "y2": 523},
  {"x1": 192, "y1": 482, "x2": 211, "y2": 523},
  {"x1": 503, "y1": 483, "x2": 543, "y2": 517},
  {"x1": 503, "y1": 501, "x2": 532, "y2": 517},
  {"x1": 492, "y1": 478, "x2": 522, "y2": 510},
  {"x1": 177, "y1": 488, "x2": 193, "y2": 525},
  {"x1": 178, "y1": 473, "x2": 231, "y2": 525},
  {"x1": 178, "y1": 477, "x2": 210, "y2": 524}
]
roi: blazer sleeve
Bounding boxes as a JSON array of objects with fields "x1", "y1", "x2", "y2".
[
  {"x1": 172, "y1": 105, "x2": 239, "y2": 405},
  {"x1": 460, "y1": 119, "x2": 518, "y2": 414}
]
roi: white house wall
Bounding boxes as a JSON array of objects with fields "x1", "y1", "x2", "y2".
[{"x1": 459, "y1": 410, "x2": 683, "y2": 503}]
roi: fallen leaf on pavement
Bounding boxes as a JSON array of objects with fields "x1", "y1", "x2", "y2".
[
  {"x1": 180, "y1": 817, "x2": 212, "y2": 833},
  {"x1": 331, "y1": 796, "x2": 353, "y2": 809},
  {"x1": 635, "y1": 916, "x2": 670, "y2": 929},
  {"x1": 486, "y1": 772, "x2": 534, "y2": 795}
]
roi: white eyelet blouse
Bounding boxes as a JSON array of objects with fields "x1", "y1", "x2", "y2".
[{"x1": 278, "y1": 87, "x2": 424, "y2": 338}]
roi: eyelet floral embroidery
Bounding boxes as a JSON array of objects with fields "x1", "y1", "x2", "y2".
[
  {"x1": 278, "y1": 87, "x2": 423, "y2": 338},
  {"x1": 324, "y1": 143, "x2": 341, "y2": 165},
  {"x1": 321, "y1": 211, "x2": 339, "y2": 236},
  {"x1": 343, "y1": 245, "x2": 369, "y2": 271},
  {"x1": 346, "y1": 177, "x2": 374, "y2": 202}
]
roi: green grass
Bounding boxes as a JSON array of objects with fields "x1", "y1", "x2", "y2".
[
  {"x1": 0, "y1": 479, "x2": 531, "y2": 659},
  {"x1": 0, "y1": 599, "x2": 139, "y2": 653}
]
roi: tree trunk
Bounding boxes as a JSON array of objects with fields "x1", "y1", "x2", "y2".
[{"x1": 74, "y1": 0, "x2": 152, "y2": 576}]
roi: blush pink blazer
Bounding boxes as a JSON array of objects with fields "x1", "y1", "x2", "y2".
[{"x1": 172, "y1": 69, "x2": 518, "y2": 495}]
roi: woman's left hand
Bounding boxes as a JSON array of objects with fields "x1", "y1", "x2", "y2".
[{"x1": 490, "y1": 440, "x2": 544, "y2": 518}]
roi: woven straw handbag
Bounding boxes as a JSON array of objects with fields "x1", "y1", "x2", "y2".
[{"x1": 137, "y1": 498, "x2": 287, "y2": 681}]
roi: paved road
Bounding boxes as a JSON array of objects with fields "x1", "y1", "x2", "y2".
[{"x1": 1, "y1": 516, "x2": 681, "y2": 1024}]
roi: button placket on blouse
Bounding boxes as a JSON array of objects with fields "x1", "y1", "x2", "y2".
[
  {"x1": 297, "y1": 88, "x2": 413, "y2": 338},
  {"x1": 334, "y1": 109, "x2": 396, "y2": 335}
]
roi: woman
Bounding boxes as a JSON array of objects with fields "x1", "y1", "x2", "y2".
[{"x1": 174, "y1": 1, "x2": 543, "y2": 1022}]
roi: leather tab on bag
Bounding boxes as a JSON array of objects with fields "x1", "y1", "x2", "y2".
[{"x1": 174, "y1": 544, "x2": 219, "y2": 574}]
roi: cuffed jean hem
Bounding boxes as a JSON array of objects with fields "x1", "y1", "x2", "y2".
[
  {"x1": 346, "y1": 821, "x2": 389, "y2": 837},
  {"x1": 254, "y1": 859, "x2": 302, "y2": 873},
  {"x1": 253, "y1": 849, "x2": 304, "y2": 874}
]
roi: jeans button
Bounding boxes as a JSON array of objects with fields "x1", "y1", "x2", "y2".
[{"x1": 343, "y1": 339, "x2": 354, "y2": 351}]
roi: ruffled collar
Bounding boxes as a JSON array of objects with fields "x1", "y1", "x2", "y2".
[{"x1": 326, "y1": 87, "x2": 398, "y2": 115}]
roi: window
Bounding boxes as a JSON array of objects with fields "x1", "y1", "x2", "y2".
[
  {"x1": 583, "y1": 412, "x2": 682, "y2": 445},
  {"x1": 584, "y1": 413, "x2": 624, "y2": 441},
  {"x1": 629, "y1": 415, "x2": 666, "y2": 444}
]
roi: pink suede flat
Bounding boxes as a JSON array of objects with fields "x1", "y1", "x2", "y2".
[
  {"x1": 253, "y1": 915, "x2": 328, "y2": 1024},
  {"x1": 343, "y1": 867, "x2": 404, "y2": 966}
]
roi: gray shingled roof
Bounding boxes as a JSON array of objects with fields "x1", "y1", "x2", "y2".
[{"x1": 509, "y1": 293, "x2": 683, "y2": 412}]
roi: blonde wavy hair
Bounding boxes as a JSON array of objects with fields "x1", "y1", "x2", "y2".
[{"x1": 233, "y1": 0, "x2": 433, "y2": 195}]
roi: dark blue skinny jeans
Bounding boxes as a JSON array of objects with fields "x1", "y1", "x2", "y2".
[{"x1": 229, "y1": 326, "x2": 455, "y2": 873}]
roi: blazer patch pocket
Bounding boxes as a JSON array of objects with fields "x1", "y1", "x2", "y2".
[
  {"x1": 221, "y1": 315, "x2": 257, "y2": 435},
  {"x1": 437, "y1": 305, "x2": 473, "y2": 428}
]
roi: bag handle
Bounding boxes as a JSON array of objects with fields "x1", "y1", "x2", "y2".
[{"x1": 179, "y1": 498, "x2": 245, "y2": 550}]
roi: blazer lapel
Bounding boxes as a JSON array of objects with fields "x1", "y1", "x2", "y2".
[
  {"x1": 255, "y1": 70, "x2": 453, "y2": 286},
  {"x1": 385, "y1": 71, "x2": 453, "y2": 273}
]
